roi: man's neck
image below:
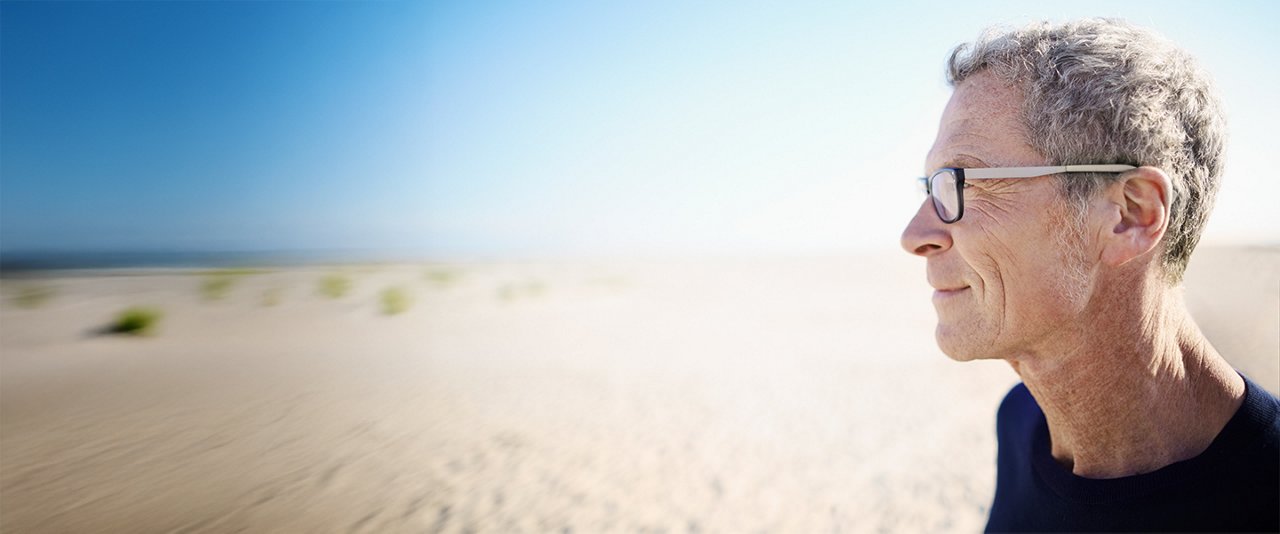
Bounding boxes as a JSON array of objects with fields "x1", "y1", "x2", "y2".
[{"x1": 1009, "y1": 278, "x2": 1245, "y2": 479}]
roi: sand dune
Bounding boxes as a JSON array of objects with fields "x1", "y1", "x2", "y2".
[{"x1": 1, "y1": 248, "x2": 1274, "y2": 532}]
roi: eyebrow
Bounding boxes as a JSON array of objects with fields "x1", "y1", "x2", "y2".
[{"x1": 927, "y1": 154, "x2": 989, "y2": 174}]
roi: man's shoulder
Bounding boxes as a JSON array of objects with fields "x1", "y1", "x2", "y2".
[
  {"x1": 988, "y1": 376, "x2": 1280, "y2": 532},
  {"x1": 1191, "y1": 374, "x2": 1280, "y2": 531},
  {"x1": 1239, "y1": 374, "x2": 1280, "y2": 423},
  {"x1": 1230, "y1": 374, "x2": 1280, "y2": 458}
]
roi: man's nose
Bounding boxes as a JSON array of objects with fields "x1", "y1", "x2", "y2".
[{"x1": 900, "y1": 199, "x2": 953, "y2": 257}]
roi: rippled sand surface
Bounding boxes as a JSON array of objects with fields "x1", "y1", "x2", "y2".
[{"x1": 1, "y1": 249, "x2": 1274, "y2": 532}]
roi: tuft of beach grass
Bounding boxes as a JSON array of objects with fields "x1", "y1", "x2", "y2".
[
  {"x1": 318, "y1": 274, "x2": 352, "y2": 299},
  {"x1": 108, "y1": 307, "x2": 162, "y2": 336},
  {"x1": 201, "y1": 277, "x2": 235, "y2": 301},
  {"x1": 424, "y1": 268, "x2": 461, "y2": 287},
  {"x1": 380, "y1": 287, "x2": 413, "y2": 315},
  {"x1": 10, "y1": 285, "x2": 55, "y2": 309},
  {"x1": 198, "y1": 268, "x2": 268, "y2": 301}
]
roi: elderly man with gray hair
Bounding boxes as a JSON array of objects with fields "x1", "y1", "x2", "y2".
[{"x1": 901, "y1": 18, "x2": 1279, "y2": 532}]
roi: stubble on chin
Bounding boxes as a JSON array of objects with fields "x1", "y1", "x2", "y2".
[{"x1": 935, "y1": 319, "x2": 989, "y2": 362}]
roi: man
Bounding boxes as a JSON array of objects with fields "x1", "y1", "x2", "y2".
[{"x1": 900, "y1": 19, "x2": 1280, "y2": 532}]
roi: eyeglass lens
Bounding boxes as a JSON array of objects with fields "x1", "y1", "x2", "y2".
[{"x1": 930, "y1": 170, "x2": 960, "y2": 222}]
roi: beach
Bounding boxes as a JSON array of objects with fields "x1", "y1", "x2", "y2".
[{"x1": 1, "y1": 247, "x2": 1275, "y2": 533}]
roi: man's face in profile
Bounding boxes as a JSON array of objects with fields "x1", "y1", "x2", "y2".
[{"x1": 901, "y1": 71, "x2": 1096, "y2": 362}]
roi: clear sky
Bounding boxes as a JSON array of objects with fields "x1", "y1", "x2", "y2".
[{"x1": 2, "y1": 0, "x2": 1276, "y2": 259}]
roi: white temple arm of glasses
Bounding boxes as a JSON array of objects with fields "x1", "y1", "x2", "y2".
[{"x1": 963, "y1": 164, "x2": 1137, "y2": 179}]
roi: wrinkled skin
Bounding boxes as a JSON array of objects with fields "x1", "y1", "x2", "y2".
[{"x1": 901, "y1": 70, "x2": 1093, "y2": 362}]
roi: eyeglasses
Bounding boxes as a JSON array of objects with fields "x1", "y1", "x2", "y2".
[{"x1": 919, "y1": 165, "x2": 1137, "y2": 223}]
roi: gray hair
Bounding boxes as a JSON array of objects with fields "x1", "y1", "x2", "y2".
[{"x1": 946, "y1": 18, "x2": 1227, "y2": 283}]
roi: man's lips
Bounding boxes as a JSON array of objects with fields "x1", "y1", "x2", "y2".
[
  {"x1": 932, "y1": 286, "x2": 970, "y2": 300},
  {"x1": 927, "y1": 268, "x2": 969, "y2": 297}
]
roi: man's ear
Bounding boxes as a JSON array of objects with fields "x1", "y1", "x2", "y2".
[{"x1": 1100, "y1": 166, "x2": 1172, "y2": 267}]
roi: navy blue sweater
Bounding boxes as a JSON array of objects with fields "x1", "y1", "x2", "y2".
[{"x1": 986, "y1": 375, "x2": 1280, "y2": 532}]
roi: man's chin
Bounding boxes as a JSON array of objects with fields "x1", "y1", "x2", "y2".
[
  {"x1": 935, "y1": 325, "x2": 988, "y2": 362},
  {"x1": 939, "y1": 347, "x2": 984, "y2": 362}
]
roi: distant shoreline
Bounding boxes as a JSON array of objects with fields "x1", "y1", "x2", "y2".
[
  {"x1": 0, "y1": 249, "x2": 460, "y2": 275},
  {"x1": 2, "y1": 243, "x2": 1275, "y2": 276}
]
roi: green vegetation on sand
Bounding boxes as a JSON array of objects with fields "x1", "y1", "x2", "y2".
[
  {"x1": 424, "y1": 269, "x2": 461, "y2": 287},
  {"x1": 318, "y1": 274, "x2": 352, "y2": 299},
  {"x1": 380, "y1": 287, "x2": 413, "y2": 315},
  {"x1": 10, "y1": 285, "x2": 55, "y2": 309},
  {"x1": 201, "y1": 276, "x2": 235, "y2": 301},
  {"x1": 108, "y1": 307, "x2": 162, "y2": 336}
]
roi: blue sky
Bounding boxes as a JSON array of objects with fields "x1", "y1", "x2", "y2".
[{"x1": 2, "y1": 1, "x2": 1276, "y2": 259}]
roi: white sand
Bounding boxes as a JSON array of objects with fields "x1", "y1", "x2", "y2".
[{"x1": 1, "y1": 248, "x2": 1274, "y2": 533}]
